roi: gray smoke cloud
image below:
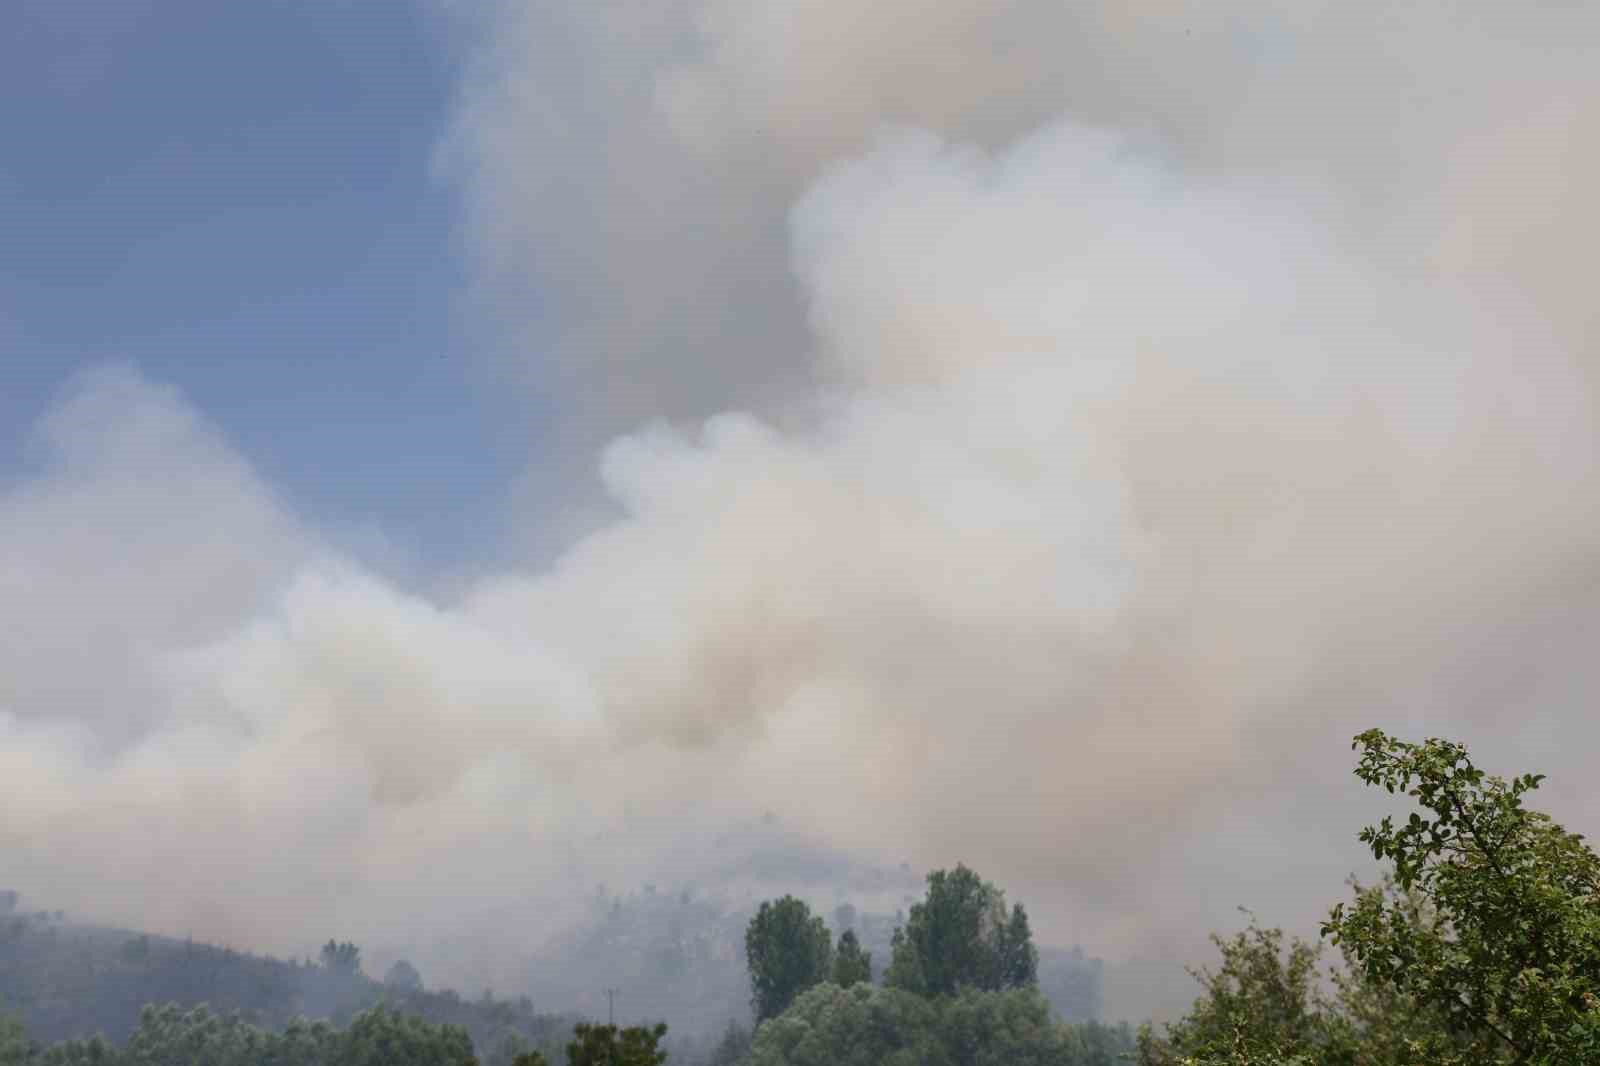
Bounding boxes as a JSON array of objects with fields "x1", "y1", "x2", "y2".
[{"x1": 4, "y1": 0, "x2": 1600, "y2": 1018}]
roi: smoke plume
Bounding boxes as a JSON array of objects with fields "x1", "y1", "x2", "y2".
[{"x1": 4, "y1": 0, "x2": 1600, "y2": 1016}]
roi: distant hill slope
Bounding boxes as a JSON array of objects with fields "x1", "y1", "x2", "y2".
[{"x1": 0, "y1": 897, "x2": 573, "y2": 1063}]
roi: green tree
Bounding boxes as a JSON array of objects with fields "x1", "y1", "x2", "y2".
[
  {"x1": 747, "y1": 982, "x2": 1130, "y2": 1066},
  {"x1": 997, "y1": 904, "x2": 1039, "y2": 990},
  {"x1": 1, "y1": 1016, "x2": 33, "y2": 1066},
  {"x1": 744, "y1": 898, "x2": 833, "y2": 1023},
  {"x1": 335, "y1": 1007, "x2": 477, "y2": 1066},
  {"x1": 564, "y1": 1022, "x2": 668, "y2": 1066},
  {"x1": 832, "y1": 930, "x2": 872, "y2": 989},
  {"x1": 1322, "y1": 730, "x2": 1600, "y2": 1064},
  {"x1": 1134, "y1": 915, "x2": 1357, "y2": 1066},
  {"x1": 747, "y1": 983, "x2": 940, "y2": 1066},
  {"x1": 885, "y1": 866, "x2": 1037, "y2": 997}
]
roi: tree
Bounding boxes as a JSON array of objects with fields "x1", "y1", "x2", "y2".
[
  {"x1": 1322, "y1": 730, "x2": 1600, "y2": 1063},
  {"x1": 833, "y1": 930, "x2": 872, "y2": 989},
  {"x1": 1, "y1": 1016, "x2": 32, "y2": 1066},
  {"x1": 996, "y1": 904, "x2": 1039, "y2": 990},
  {"x1": 565, "y1": 1022, "x2": 668, "y2": 1066},
  {"x1": 320, "y1": 939, "x2": 363, "y2": 977},
  {"x1": 1134, "y1": 914, "x2": 1357, "y2": 1066},
  {"x1": 744, "y1": 897, "x2": 833, "y2": 1023},
  {"x1": 336, "y1": 1007, "x2": 478, "y2": 1066},
  {"x1": 885, "y1": 866, "x2": 1037, "y2": 997},
  {"x1": 747, "y1": 982, "x2": 940, "y2": 1066},
  {"x1": 385, "y1": 959, "x2": 424, "y2": 993},
  {"x1": 746, "y1": 982, "x2": 1131, "y2": 1066}
]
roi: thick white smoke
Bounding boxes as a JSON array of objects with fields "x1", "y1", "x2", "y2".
[{"x1": 4, "y1": 0, "x2": 1600, "y2": 1017}]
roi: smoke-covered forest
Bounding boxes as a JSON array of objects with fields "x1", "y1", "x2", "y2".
[{"x1": 5, "y1": 730, "x2": 1597, "y2": 1064}]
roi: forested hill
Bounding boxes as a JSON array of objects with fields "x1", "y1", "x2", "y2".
[{"x1": 0, "y1": 896, "x2": 573, "y2": 1062}]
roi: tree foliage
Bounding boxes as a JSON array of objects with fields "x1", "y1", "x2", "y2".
[
  {"x1": 885, "y1": 865, "x2": 1038, "y2": 998},
  {"x1": 832, "y1": 930, "x2": 872, "y2": 989},
  {"x1": 1134, "y1": 916, "x2": 1356, "y2": 1066},
  {"x1": 1321, "y1": 730, "x2": 1600, "y2": 1064},
  {"x1": 5, "y1": 1003, "x2": 478, "y2": 1066},
  {"x1": 747, "y1": 982, "x2": 1132, "y2": 1066},
  {"x1": 564, "y1": 1022, "x2": 669, "y2": 1066},
  {"x1": 744, "y1": 898, "x2": 833, "y2": 1023},
  {"x1": 1143, "y1": 731, "x2": 1600, "y2": 1066}
]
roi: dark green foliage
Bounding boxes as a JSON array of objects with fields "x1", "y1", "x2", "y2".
[
  {"x1": 565, "y1": 1022, "x2": 668, "y2": 1066},
  {"x1": 998, "y1": 904, "x2": 1040, "y2": 990},
  {"x1": 832, "y1": 930, "x2": 871, "y2": 989},
  {"x1": 746, "y1": 982, "x2": 1134, "y2": 1066},
  {"x1": 1135, "y1": 916, "x2": 1358, "y2": 1066},
  {"x1": 4, "y1": 1003, "x2": 477, "y2": 1066},
  {"x1": 1141, "y1": 731, "x2": 1600, "y2": 1066},
  {"x1": 885, "y1": 865, "x2": 1038, "y2": 998},
  {"x1": 747, "y1": 982, "x2": 938, "y2": 1066},
  {"x1": 1321, "y1": 730, "x2": 1600, "y2": 1064},
  {"x1": 743, "y1": 898, "x2": 832, "y2": 1023},
  {"x1": 338, "y1": 1006, "x2": 478, "y2": 1066}
]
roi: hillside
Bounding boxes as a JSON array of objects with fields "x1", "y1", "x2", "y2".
[{"x1": 0, "y1": 895, "x2": 572, "y2": 1063}]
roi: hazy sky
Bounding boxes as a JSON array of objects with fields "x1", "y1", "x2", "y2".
[
  {"x1": 3, "y1": 0, "x2": 1598, "y2": 1014},
  {"x1": 1, "y1": 0, "x2": 525, "y2": 568}
]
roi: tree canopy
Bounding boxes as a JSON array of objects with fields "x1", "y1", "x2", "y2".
[
  {"x1": 747, "y1": 982, "x2": 1131, "y2": 1066},
  {"x1": 744, "y1": 897, "x2": 834, "y2": 1023},
  {"x1": 1323, "y1": 730, "x2": 1600, "y2": 1063},
  {"x1": 832, "y1": 929, "x2": 872, "y2": 989},
  {"x1": 1142, "y1": 730, "x2": 1600, "y2": 1066},
  {"x1": 885, "y1": 865, "x2": 1039, "y2": 998}
]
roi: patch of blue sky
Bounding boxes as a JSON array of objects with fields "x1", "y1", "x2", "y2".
[{"x1": 1, "y1": 1, "x2": 531, "y2": 567}]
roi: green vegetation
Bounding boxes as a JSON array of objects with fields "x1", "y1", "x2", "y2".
[
  {"x1": 884, "y1": 865, "x2": 1039, "y2": 998},
  {"x1": 744, "y1": 897, "x2": 834, "y2": 1023},
  {"x1": 738, "y1": 864, "x2": 1132, "y2": 1065},
  {"x1": 3, "y1": 1004, "x2": 476, "y2": 1066},
  {"x1": 832, "y1": 929, "x2": 872, "y2": 989},
  {"x1": 747, "y1": 983, "x2": 1132, "y2": 1066},
  {"x1": 1139, "y1": 730, "x2": 1600, "y2": 1065}
]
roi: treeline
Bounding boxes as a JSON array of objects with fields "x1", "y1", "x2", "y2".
[{"x1": 0, "y1": 1004, "x2": 682, "y2": 1066}]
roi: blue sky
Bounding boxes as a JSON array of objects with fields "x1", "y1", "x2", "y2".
[{"x1": 2, "y1": 1, "x2": 522, "y2": 565}]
